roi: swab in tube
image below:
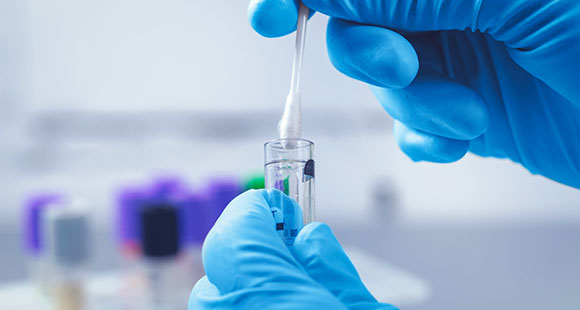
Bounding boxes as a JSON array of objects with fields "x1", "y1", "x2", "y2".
[{"x1": 278, "y1": 2, "x2": 310, "y2": 142}]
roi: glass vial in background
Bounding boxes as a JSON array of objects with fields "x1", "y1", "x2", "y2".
[
  {"x1": 140, "y1": 202, "x2": 186, "y2": 310},
  {"x1": 116, "y1": 187, "x2": 148, "y2": 258},
  {"x1": 22, "y1": 193, "x2": 64, "y2": 294},
  {"x1": 45, "y1": 207, "x2": 89, "y2": 310},
  {"x1": 264, "y1": 139, "x2": 315, "y2": 246}
]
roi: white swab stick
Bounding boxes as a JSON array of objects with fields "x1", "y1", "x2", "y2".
[{"x1": 278, "y1": 2, "x2": 309, "y2": 141}]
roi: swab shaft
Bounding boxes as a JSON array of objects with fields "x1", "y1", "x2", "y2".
[{"x1": 279, "y1": 2, "x2": 309, "y2": 140}]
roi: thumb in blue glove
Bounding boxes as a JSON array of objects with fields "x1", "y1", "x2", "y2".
[
  {"x1": 248, "y1": 0, "x2": 580, "y2": 189},
  {"x1": 189, "y1": 189, "x2": 397, "y2": 310}
]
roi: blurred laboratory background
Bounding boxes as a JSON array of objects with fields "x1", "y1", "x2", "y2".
[{"x1": 0, "y1": 1, "x2": 579, "y2": 309}]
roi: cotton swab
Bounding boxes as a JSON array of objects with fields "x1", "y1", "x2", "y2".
[{"x1": 278, "y1": 2, "x2": 309, "y2": 142}]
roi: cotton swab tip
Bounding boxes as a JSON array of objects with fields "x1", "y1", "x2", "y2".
[{"x1": 278, "y1": 91, "x2": 302, "y2": 140}]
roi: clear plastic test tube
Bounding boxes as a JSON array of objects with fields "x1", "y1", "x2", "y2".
[
  {"x1": 23, "y1": 193, "x2": 63, "y2": 294},
  {"x1": 45, "y1": 207, "x2": 89, "y2": 310},
  {"x1": 264, "y1": 139, "x2": 315, "y2": 246}
]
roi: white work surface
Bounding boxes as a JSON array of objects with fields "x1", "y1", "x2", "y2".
[{"x1": 0, "y1": 248, "x2": 429, "y2": 309}]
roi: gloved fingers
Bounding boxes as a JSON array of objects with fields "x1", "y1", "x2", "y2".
[
  {"x1": 248, "y1": 0, "x2": 316, "y2": 38},
  {"x1": 370, "y1": 72, "x2": 490, "y2": 140},
  {"x1": 307, "y1": 0, "x2": 580, "y2": 105},
  {"x1": 189, "y1": 275, "x2": 347, "y2": 310},
  {"x1": 202, "y1": 190, "x2": 309, "y2": 294},
  {"x1": 189, "y1": 276, "x2": 220, "y2": 310},
  {"x1": 302, "y1": 0, "x2": 483, "y2": 33},
  {"x1": 327, "y1": 21, "x2": 490, "y2": 140},
  {"x1": 290, "y1": 222, "x2": 399, "y2": 310},
  {"x1": 394, "y1": 120, "x2": 470, "y2": 163},
  {"x1": 326, "y1": 18, "x2": 418, "y2": 89}
]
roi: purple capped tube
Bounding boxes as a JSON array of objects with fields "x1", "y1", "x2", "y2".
[
  {"x1": 180, "y1": 191, "x2": 211, "y2": 246},
  {"x1": 116, "y1": 187, "x2": 149, "y2": 256},
  {"x1": 205, "y1": 177, "x2": 243, "y2": 227},
  {"x1": 23, "y1": 193, "x2": 63, "y2": 256}
]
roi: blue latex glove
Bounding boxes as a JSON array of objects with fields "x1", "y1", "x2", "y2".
[
  {"x1": 189, "y1": 190, "x2": 397, "y2": 310},
  {"x1": 248, "y1": 0, "x2": 580, "y2": 189}
]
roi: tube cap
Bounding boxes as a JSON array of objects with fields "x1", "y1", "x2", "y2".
[
  {"x1": 206, "y1": 177, "x2": 242, "y2": 223},
  {"x1": 243, "y1": 174, "x2": 265, "y2": 190},
  {"x1": 116, "y1": 188, "x2": 149, "y2": 251},
  {"x1": 45, "y1": 209, "x2": 89, "y2": 266},
  {"x1": 149, "y1": 176, "x2": 188, "y2": 199},
  {"x1": 181, "y1": 191, "x2": 211, "y2": 245},
  {"x1": 140, "y1": 204, "x2": 180, "y2": 258},
  {"x1": 23, "y1": 193, "x2": 63, "y2": 255}
]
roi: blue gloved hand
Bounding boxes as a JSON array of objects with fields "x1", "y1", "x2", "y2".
[
  {"x1": 248, "y1": 0, "x2": 580, "y2": 189},
  {"x1": 189, "y1": 190, "x2": 397, "y2": 310}
]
